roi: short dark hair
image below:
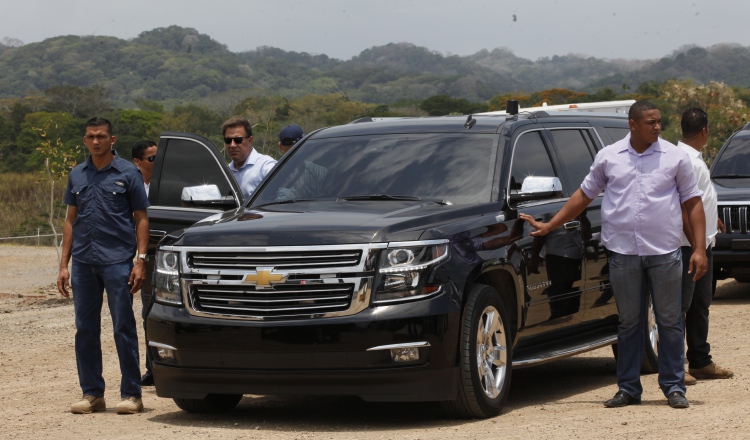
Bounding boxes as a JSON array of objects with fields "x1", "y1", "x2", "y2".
[
  {"x1": 85, "y1": 117, "x2": 113, "y2": 135},
  {"x1": 221, "y1": 116, "x2": 252, "y2": 137},
  {"x1": 132, "y1": 139, "x2": 157, "y2": 160},
  {"x1": 628, "y1": 100, "x2": 659, "y2": 122},
  {"x1": 681, "y1": 107, "x2": 708, "y2": 138}
]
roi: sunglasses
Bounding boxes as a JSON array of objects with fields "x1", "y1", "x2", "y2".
[
  {"x1": 146, "y1": 155, "x2": 156, "y2": 162},
  {"x1": 224, "y1": 135, "x2": 250, "y2": 145}
]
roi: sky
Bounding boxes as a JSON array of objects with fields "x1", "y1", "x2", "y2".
[{"x1": 2, "y1": 0, "x2": 749, "y2": 61}]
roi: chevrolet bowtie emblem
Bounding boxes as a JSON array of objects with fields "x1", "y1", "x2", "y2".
[{"x1": 243, "y1": 267, "x2": 287, "y2": 289}]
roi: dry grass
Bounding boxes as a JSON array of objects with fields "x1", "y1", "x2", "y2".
[{"x1": 0, "y1": 173, "x2": 66, "y2": 244}]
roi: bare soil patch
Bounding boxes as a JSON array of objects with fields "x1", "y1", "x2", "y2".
[{"x1": 1, "y1": 245, "x2": 748, "y2": 439}]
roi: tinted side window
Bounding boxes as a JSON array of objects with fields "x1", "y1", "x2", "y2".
[
  {"x1": 510, "y1": 131, "x2": 556, "y2": 190},
  {"x1": 605, "y1": 127, "x2": 630, "y2": 143},
  {"x1": 548, "y1": 130, "x2": 594, "y2": 194},
  {"x1": 713, "y1": 137, "x2": 750, "y2": 176},
  {"x1": 156, "y1": 139, "x2": 234, "y2": 207}
]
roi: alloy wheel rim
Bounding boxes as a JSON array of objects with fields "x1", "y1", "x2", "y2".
[
  {"x1": 475, "y1": 305, "x2": 508, "y2": 399},
  {"x1": 647, "y1": 296, "x2": 659, "y2": 353}
]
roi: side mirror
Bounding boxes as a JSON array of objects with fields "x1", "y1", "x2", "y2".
[
  {"x1": 181, "y1": 184, "x2": 237, "y2": 208},
  {"x1": 509, "y1": 176, "x2": 563, "y2": 204}
]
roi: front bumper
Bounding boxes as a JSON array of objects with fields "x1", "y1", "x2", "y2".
[
  {"x1": 713, "y1": 234, "x2": 750, "y2": 277},
  {"x1": 147, "y1": 290, "x2": 461, "y2": 402}
]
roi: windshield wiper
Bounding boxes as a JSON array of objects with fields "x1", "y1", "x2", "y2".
[
  {"x1": 253, "y1": 198, "x2": 314, "y2": 208},
  {"x1": 338, "y1": 194, "x2": 422, "y2": 201},
  {"x1": 712, "y1": 174, "x2": 750, "y2": 179}
]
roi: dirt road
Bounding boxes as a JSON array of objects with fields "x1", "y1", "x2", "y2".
[{"x1": 1, "y1": 245, "x2": 748, "y2": 439}]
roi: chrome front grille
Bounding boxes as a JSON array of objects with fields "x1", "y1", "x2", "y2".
[
  {"x1": 720, "y1": 205, "x2": 749, "y2": 233},
  {"x1": 190, "y1": 282, "x2": 355, "y2": 318},
  {"x1": 170, "y1": 244, "x2": 383, "y2": 321},
  {"x1": 189, "y1": 250, "x2": 363, "y2": 270}
]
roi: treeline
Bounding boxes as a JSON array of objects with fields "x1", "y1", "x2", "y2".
[
  {"x1": 2, "y1": 79, "x2": 748, "y2": 175},
  {"x1": 0, "y1": 86, "x2": 429, "y2": 172}
]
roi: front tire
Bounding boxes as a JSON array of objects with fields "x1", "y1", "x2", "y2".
[
  {"x1": 442, "y1": 284, "x2": 512, "y2": 418},
  {"x1": 173, "y1": 394, "x2": 243, "y2": 413}
]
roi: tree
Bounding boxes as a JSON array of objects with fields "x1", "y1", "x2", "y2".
[
  {"x1": 44, "y1": 85, "x2": 112, "y2": 118},
  {"x1": 661, "y1": 80, "x2": 749, "y2": 163},
  {"x1": 419, "y1": 95, "x2": 487, "y2": 116},
  {"x1": 34, "y1": 115, "x2": 81, "y2": 260}
]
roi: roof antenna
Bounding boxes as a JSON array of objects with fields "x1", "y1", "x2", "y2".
[{"x1": 464, "y1": 114, "x2": 477, "y2": 129}]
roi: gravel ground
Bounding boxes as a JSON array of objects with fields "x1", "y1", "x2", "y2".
[{"x1": 1, "y1": 244, "x2": 748, "y2": 439}]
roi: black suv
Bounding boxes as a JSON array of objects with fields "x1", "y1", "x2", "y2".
[
  {"x1": 144, "y1": 111, "x2": 655, "y2": 418},
  {"x1": 711, "y1": 122, "x2": 750, "y2": 286}
]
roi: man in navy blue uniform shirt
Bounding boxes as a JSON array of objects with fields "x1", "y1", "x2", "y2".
[{"x1": 57, "y1": 117, "x2": 150, "y2": 415}]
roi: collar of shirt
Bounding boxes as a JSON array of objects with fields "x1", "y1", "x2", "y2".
[
  {"x1": 677, "y1": 141, "x2": 703, "y2": 160},
  {"x1": 229, "y1": 148, "x2": 261, "y2": 172},
  {"x1": 614, "y1": 133, "x2": 665, "y2": 156},
  {"x1": 82, "y1": 150, "x2": 127, "y2": 173}
]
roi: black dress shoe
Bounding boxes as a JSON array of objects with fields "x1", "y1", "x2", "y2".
[
  {"x1": 604, "y1": 391, "x2": 641, "y2": 408},
  {"x1": 140, "y1": 371, "x2": 154, "y2": 386},
  {"x1": 668, "y1": 391, "x2": 689, "y2": 408}
]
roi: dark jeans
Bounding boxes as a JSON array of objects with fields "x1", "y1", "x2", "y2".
[
  {"x1": 609, "y1": 250, "x2": 685, "y2": 399},
  {"x1": 681, "y1": 246, "x2": 714, "y2": 370},
  {"x1": 72, "y1": 259, "x2": 141, "y2": 398}
]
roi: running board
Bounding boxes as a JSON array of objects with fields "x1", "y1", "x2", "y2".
[{"x1": 512, "y1": 335, "x2": 617, "y2": 368}]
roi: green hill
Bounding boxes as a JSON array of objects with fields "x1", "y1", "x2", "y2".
[{"x1": 1, "y1": 26, "x2": 750, "y2": 107}]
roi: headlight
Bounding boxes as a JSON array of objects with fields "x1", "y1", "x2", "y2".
[
  {"x1": 154, "y1": 250, "x2": 182, "y2": 305},
  {"x1": 374, "y1": 242, "x2": 448, "y2": 303}
]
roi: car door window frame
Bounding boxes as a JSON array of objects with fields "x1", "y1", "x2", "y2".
[
  {"x1": 506, "y1": 128, "x2": 561, "y2": 207},
  {"x1": 151, "y1": 133, "x2": 244, "y2": 212}
]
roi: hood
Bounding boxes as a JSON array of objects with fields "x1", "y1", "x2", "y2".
[
  {"x1": 713, "y1": 178, "x2": 750, "y2": 202},
  {"x1": 175, "y1": 200, "x2": 488, "y2": 247}
]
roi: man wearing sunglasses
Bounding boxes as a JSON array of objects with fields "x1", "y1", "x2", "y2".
[
  {"x1": 221, "y1": 116, "x2": 277, "y2": 201},
  {"x1": 132, "y1": 140, "x2": 157, "y2": 196}
]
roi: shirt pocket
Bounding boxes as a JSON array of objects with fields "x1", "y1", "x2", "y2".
[
  {"x1": 70, "y1": 184, "x2": 90, "y2": 210},
  {"x1": 648, "y1": 171, "x2": 675, "y2": 194},
  {"x1": 102, "y1": 183, "x2": 129, "y2": 212}
]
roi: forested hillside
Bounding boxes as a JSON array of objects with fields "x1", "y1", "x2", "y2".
[{"x1": 2, "y1": 26, "x2": 750, "y2": 107}]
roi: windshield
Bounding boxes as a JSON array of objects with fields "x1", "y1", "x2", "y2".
[
  {"x1": 251, "y1": 133, "x2": 499, "y2": 206},
  {"x1": 713, "y1": 137, "x2": 750, "y2": 177}
]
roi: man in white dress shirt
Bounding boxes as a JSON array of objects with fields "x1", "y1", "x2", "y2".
[
  {"x1": 221, "y1": 116, "x2": 277, "y2": 201},
  {"x1": 678, "y1": 108, "x2": 734, "y2": 384}
]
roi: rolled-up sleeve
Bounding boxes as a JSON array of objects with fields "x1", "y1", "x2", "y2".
[
  {"x1": 675, "y1": 152, "x2": 703, "y2": 203},
  {"x1": 63, "y1": 176, "x2": 77, "y2": 206},
  {"x1": 580, "y1": 152, "x2": 608, "y2": 199}
]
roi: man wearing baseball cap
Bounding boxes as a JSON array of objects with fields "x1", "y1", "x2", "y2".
[{"x1": 278, "y1": 125, "x2": 305, "y2": 154}]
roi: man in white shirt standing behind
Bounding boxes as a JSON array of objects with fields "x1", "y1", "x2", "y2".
[{"x1": 678, "y1": 108, "x2": 734, "y2": 385}]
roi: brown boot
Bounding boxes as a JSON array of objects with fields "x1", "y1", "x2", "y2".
[
  {"x1": 684, "y1": 372, "x2": 697, "y2": 385},
  {"x1": 690, "y1": 362, "x2": 734, "y2": 379},
  {"x1": 116, "y1": 396, "x2": 144, "y2": 414},
  {"x1": 70, "y1": 395, "x2": 106, "y2": 414}
]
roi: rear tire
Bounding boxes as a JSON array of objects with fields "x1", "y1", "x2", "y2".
[
  {"x1": 173, "y1": 394, "x2": 243, "y2": 413},
  {"x1": 442, "y1": 284, "x2": 512, "y2": 419},
  {"x1": 641, "y1": 295, "x2": 659, "y2": 374}
]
